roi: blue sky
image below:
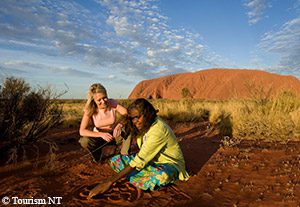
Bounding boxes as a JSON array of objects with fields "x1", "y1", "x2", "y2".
[{"x1": 0, "y1": 0, "x2": 299, "y2": 99}]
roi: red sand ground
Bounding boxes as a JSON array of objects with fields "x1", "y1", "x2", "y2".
[
  {"x1": 129, "y1": 68, "x2": 300, "y2": 100},
  {"x1": 0, "y1": 122, "x2": 300, "y2": 207}
]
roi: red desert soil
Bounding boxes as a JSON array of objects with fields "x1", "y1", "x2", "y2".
[
  {"x1": 0, "y1": 122, "x2": 300, "y2": 207},
  {"x1": 129, "y1": 68, "x2": 300, "y2": 100}
]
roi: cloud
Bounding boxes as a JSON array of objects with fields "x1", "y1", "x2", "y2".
[
  {"x1": 0, "y1": 0, "x2": 227, "y2": 80},
  {"x1": 295, "y1": 0, "x2": 300, "y2": 10},
  {"x1": 108, "y1": 75, "x2": 115, "y2": 79},
  {"x1": 0, "y1": 1, "x2": 105, "y2": 54},
  {"x1": 0, "y1": 65, "x2": 27, "y2": 78},
  {"x1": 244, "y1": 0, "x2": 269, "y2": 25},
  {"x1": 258, "y1": 17, "x2": 300, "y2": 76},
  {"x1": 0, "y1": 61, "x2": 98, "y2": 78}
]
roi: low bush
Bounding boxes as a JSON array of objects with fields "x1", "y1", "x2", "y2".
[{"x1": 0, "y1": 77, "x2": 64, "y2": 164}]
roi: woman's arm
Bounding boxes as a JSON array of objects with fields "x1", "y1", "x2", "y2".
[
  {"x1": 116, "y1": 104, "x2": 127, "y2": 116},
  {"x1": 129, "y1": 126, "x2": 167, "y2": 170},
  {"x1": 113, "y1": 104, "x2": 128, "y2": 138},
  {"x1": 79, "y1": 111, "x2": 113, "y2": 142},
  {"x1": 88, "y1": 165, "x2": 134, "y2": 199}
]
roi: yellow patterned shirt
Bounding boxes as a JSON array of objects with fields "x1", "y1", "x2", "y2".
[{"x1": 129, "y1": 116, "x2": 189, "y2": 181}]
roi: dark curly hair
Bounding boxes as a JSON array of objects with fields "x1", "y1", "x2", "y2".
[{"x1": 126, "y1": 98, "x2": 157, "y2": 138}]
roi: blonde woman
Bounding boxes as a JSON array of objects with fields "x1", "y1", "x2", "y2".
[{"x1": 79, "y1": 83, "x2": 127, "y2": 162}]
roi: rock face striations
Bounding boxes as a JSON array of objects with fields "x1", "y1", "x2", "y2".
[{"x1": 129, "y1": 68, "x2": 300, "y2": 100}]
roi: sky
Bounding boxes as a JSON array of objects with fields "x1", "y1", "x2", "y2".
[{"x1": 0, "y1": 0, "x2": 300, "y2": 99}]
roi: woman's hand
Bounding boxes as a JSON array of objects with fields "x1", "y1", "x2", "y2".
[
  {"x1": 100, "y1": 132, "x2": 114, "y2": 142},
  {"x1": 87, "y1": 165, "x2": 134, "y2": 200},
  {"x1": 113, "y1": 123, "x2": 123, "y2": 138},
  {"x1": 87, "y1": 180, "x2": 113, "y2": 199}
]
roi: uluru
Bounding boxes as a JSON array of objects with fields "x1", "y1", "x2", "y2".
[{"x1": 129, "y1": 68, "x2": 300, "y2": 100}]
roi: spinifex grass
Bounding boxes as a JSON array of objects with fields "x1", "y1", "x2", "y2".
[
  {"x1": 61, "y1": 91, "x2": 300, "y2": 143},
  {"x1": 232, "y1": 91, "x2": 300, "y2": 142}
]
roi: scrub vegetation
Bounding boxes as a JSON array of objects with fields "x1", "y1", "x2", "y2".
[
  {"x1": 2, "y1": 75, "x2": 298, "y2": 164},
  {"x1": 61, "y1": 90, "x2": 300, "y2": 143},
  {"x1": 0, "y1": 77, "x2": 64, "y2": 163}
]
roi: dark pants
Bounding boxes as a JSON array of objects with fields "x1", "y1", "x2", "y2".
[{"x1": 79, "y1": 136, "x2": 118, "y2": 162}]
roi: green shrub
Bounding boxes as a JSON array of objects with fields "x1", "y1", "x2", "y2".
[{"x1": 181, "y1": 87, "x2": 192, "y2": 98}]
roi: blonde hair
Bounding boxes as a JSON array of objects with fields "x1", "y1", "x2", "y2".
[{"x1": 85, "y1": 83, "x2": 108, "y2": 116}]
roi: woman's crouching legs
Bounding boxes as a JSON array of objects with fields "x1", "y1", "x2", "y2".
[{"x1": 78, "y1": 136, "x2": 109, "y2": 162}]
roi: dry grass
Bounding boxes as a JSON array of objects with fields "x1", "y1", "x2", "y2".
[
  {"x1": 232, "y1": 91, "x2": 300, "y2": 142},
  {"x1": 61, "y1": 91, "x2": 300, "y2": 143},
  {"x1": 60, "y1": 100, "x2": 85, "y2": 128}
]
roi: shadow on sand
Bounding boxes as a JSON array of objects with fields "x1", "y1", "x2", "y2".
[{"x1": 176, "y1": 122, "x2": 223, "y2": 175}]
